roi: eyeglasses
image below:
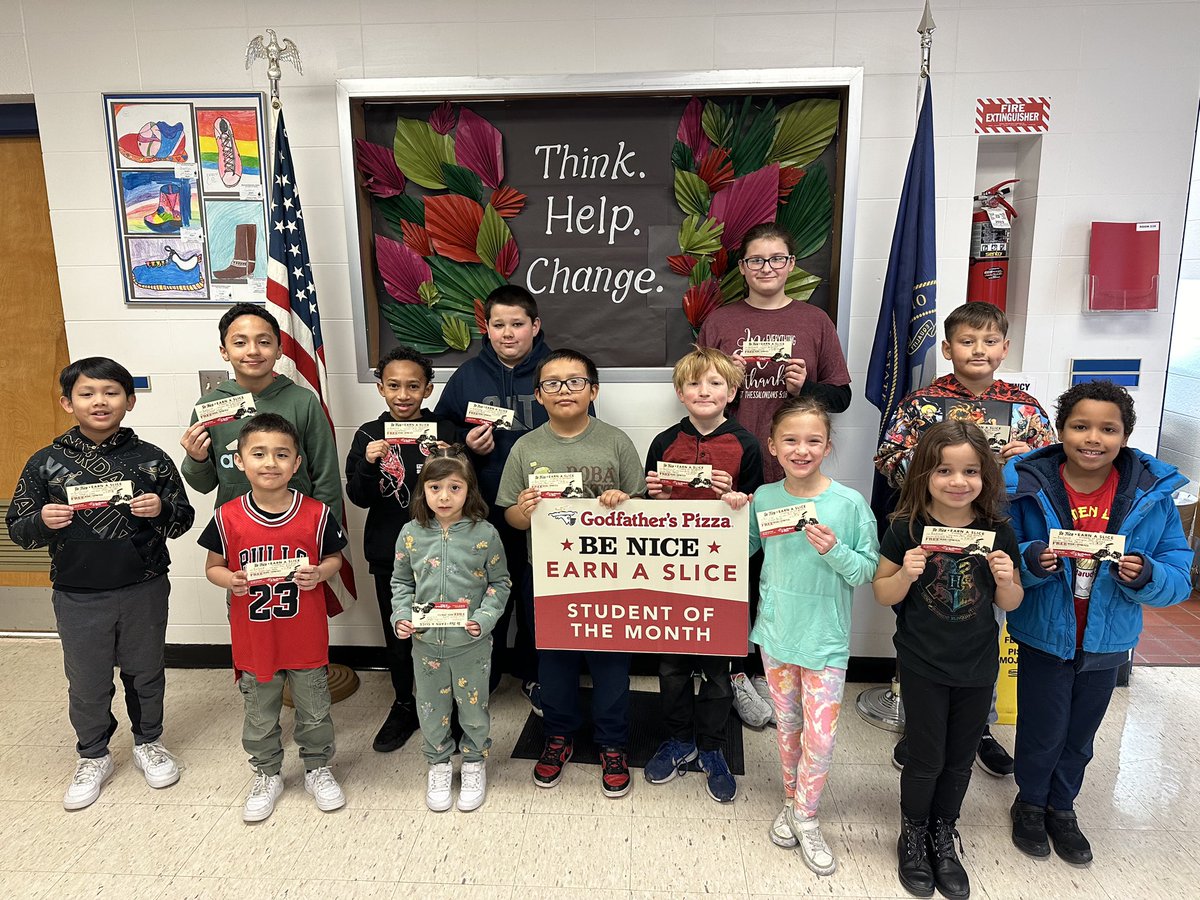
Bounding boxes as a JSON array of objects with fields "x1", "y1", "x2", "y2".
[
  {"x1": 741, "y1": 254, "x2": 794, "y2": 271},
  {"x1": 537, "y1": 377, "x2": 593, "y2": 394}
]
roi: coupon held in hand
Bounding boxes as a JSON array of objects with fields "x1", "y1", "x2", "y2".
[
  {"x1": 243, "y1": 557, "x2": 303, "y2": 587},
  {"x1": 465, "y1": 402, "x2": 515, "y2": 430},
  {"x1": 66, "y1": 481, "x2": 135, "y2": 510},
  {"x1": 411, "y1": 598, "x2": 469, "y2": 629},
  {"x1": 741, "y1": 338, "x2": 793, "y2": 363},
  {"x1": 920, "y1": 526, "x2": 996, "y2": 556},
  {"x1": 194, "y1": 394, "x2": 256, "y2": 428},
  {"x1": 528, "y1": 471, "x2": 585, "y2": 498},
  {"x1": 1049, "y1": 529, "x2": 1126, "y2": 561},
  {"x1": 384, "y1": 421, "x2": 439, "y2": 448},
  {"x1": 657, "y1": 461, "x2": 713, "y2": 490},
  {"x1": 756, "y1": 502, "x2": 819, "y2": 538}
]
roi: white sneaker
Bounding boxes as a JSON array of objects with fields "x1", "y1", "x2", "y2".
[
  {"x1": 770, "y1": 806, "x2": 798, "y2": 847},
  {"x1": 788, "y1": 807, "x2": 837, "y2": 876},
  {"x1": 304, "y1": 766, "x2": 346, "y2": 812},
  {"x1": 243, "y1": 771, "x2": 284, "y2": 822},
  {"x1": 731, "y1": 673, "x2": 772, "y2": 728},
  {"x1": 132, "y1": 740, "x2": 180, "y2": 788},
  {"x1": 751, "y1": 676, "x2": 777, "y2": 727},
  {"x1": 457, "y1": 760, "x2": 487, "y2": 811},
  {"x1": 63, "y1": 754, "x2": 114, "y2": 810},
  {"x1": 426, "y1": 761, "x2": 453, "y2": 812}
]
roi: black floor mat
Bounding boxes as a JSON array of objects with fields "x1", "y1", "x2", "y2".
[{"x1": 510, "y1": 688, "x2": 746, "y2": 775}]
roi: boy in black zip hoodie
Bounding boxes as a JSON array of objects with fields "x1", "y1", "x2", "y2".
[
  {"x1": 345, "y1": 345, "x2": 455, "y2": 752},
  {"x1": 6, "y1": 358, "x2": 194, "y2": 810}
]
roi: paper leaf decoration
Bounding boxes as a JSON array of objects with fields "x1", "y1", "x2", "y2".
[
  {"x1": 671, "y1": 140, "x2": 695, "y2": 174},
  {"x1": 496, "y1": 238, "x2": 519, "y2": 279},
  {"x1": 701, "y1": 100, "x2": 732, "y2": 146},
  {"x1": 683, "y1": 278, "x2": 723, "y2": 329},
  {"x1": 400, "y1": 220, "x2": 433, "y2": 257},
  {"x1": 785, "y1": 266, "x2": 822, "y2": 303},
  {"x1": 429, "y1": 101, "x2": 457, "y2": 136},
  {"x1": 381, "y1": 301, "x2": 449, "y2": 355},
  {"x1": 473, "y1": 298, "x2": 488, "y2": 336},
  {"x1": 775, "y1": 163, "x2": 833, "y2": 260},
  {"x1": 768, "y1": 99, "x2": 840, "y2": 170},
  {"x1": 674, "y1": 169, "x2": 711, "y2": 218},
  {"x1": 424, "y1": 194, "x2": 484, "y2": 264},
  {"x1": 455, "y1": 108, "x2": 505, "y2": 190},
  {"x1": 354, "y1": 139, "x2": 406, "y2": 198},
  {"x1": 727, "y1": 96, "x2": 777, "y2": 176},
  {"x1": 441, "y1": 162, "x2": 485, "y2": 203},
  {"x1": 676, "y1": 97, "x2": 711, "y2": 161},
  {"x1": 475, "y1": 204, "x2": 513, "y2": 273},
  {"x1": 697, "y1": 146, "x2": 735, "y2": 194},
  {"x1": 428, "y1": 256, "x2": 507, "y2": 315},
  {"x1": 707, "y1": 164, "x2": 780, "y2": 251},
  {"x1": 418, "y1": 280, "x2": 439, "y2": 307},
  {"x1": 441, "y1": 312, "x2": 473, "y2": 351},
  {"x1": 678, "y1": 215, "x2": 724, "y2": 256},
  {"x1": 375, "y1": 235, "x2": 432, "y2": 305},
  {"x1": 667, "y1": 254, "x2": 697, "y2": 277},
  {"x1": 490, "y1": 185, "x2": 526, "y2": 218},
  {"x1": 393, "y1": 116, "x2": 455, "y2": 189}
]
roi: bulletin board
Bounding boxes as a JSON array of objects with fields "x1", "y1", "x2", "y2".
[{"x1": 336, "y1": 70, "x2": 863, "y2": 381}]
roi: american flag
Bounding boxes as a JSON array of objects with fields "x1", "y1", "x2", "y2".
[{"x1": 265, "y1": 109, "x2": 358, "y2": 615}]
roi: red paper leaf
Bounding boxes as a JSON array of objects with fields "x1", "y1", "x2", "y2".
[
  {"x1": 668, "y1": 254, "x2": 697, "y2": 277},
  {"x1": 429, "y1": 101, "x2": 456, "y2": 136},
  {"x1": 682, "y1": 278, "x2": 722, "y2": 329},
  {"x1": 375, "y1": 235, "x2": 432, "y2": 305},
  {"x1": 677, "y1": 97, "x2": 711, "y2": 161},
  {"x1": 708, "y1": 164, "x2": 780, "y2": 251},
  {"x1": 455, "y1": 108, "x2": 504, "y2": 190},
  {"x1": 496, "y1": 238, "x2": 519, "y2": 279},
  {"x1": 400, "y1": 220, "x2": 433, "y2": 257},
  {"x1": 474, "y1": 298, "x2": 488, "y2": 336},
  {"x1": 778, "y1": 166, "x2": 806, "y2": 202},
  {"x1": 711, "y1": 247, "x2": 729, "y2": 278},
  {"x1": 424, "y1": 194, "x2": 484, "y2": 263},
  {"x1": 697, "y1": 146, "x2": 735, "y2": 193},
  {"x1": 353, "y1": 138, "x2": 406, "y2": 198},
  {"x1": 490, "y1": 185, "x2": 526, "y2": 219}
]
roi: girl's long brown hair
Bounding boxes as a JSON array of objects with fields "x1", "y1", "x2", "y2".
[
  {"x1": 891, "y1": 421, "x2": 1006, "y2": 536},
  {"x1": 410, "y1": 446, "x2": 489, "y2": 527}
]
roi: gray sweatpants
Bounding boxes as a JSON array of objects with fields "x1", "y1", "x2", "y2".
[{"x1": 52, "y1": 575, "x2": 171, "y2": 758}]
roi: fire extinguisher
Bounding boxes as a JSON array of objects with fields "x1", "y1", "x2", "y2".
[{"x1": 967, "y1": 179, "x2": 1019, "y2": 310}]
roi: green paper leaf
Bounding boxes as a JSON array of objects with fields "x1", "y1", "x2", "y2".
[
  {"x1": 768, "y1": 98, "x2": 840, "y2": 170},
  {"x1": 418, "y1": 280, "x2": 439, "y2": 307},
  {"x1": 671, "y1": 140, "x2": 695, "y2": 173},
  {"x1": 380, "y1": 301, "x2": 449, "y2": 355},
  {"x1": 441, "y1": 312, "x2": 473, "y2": 351},
  {"x1": 719, "y1": 267, "x2": 745, "y2": 305},
  {"x1": 475, "y1": 204, "x2": 513, "y2": 272},
  {"x1": 727, "y1": 96, "x2": 778, "y2": 177},
  {"x1": 688, "y1": 255, "x2": 712, "y2": 288},
  {"x1": 776, "y1": 163, "x2": 834, "y2": 260},
  {"x1": 441, "y1": 162, "x2": 485, "y2": 203},
  {"x1": 701, "y1": 100, "x2": 732, "y2": 146},
  {"x1": 427, "y1": 256, "x2": 508, "y2": 316},
  {"x1": 393, "y1": 116, "x2": 455, "y2": 189},
  {"x1": 376, "y1": 194, "x2": 426, "y2": 236},
  {"x1": 785, "y1": 266, "x2": 822, "y2": 303},
  {"x1": 673, "y1": 169, "x2": 711, "y2": 218},
  {"x1": 678, "y1": 215, "x2": 724, "y2": 256}
]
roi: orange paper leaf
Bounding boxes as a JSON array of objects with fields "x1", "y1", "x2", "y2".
[{"x1": 424, "y1": 194, "x2": 484, "y2": 264}]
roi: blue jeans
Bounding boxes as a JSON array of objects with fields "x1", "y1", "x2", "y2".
[{"x1": 1014, "y1": 642, "x2": 1119, "y2": 810}]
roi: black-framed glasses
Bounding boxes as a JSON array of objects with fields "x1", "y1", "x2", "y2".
[
  {"x1": 741, "y1": 254, "x2": 794, "y2": 270},
  {"x1": 538, "y1": 377, "x2": 593, "y2": 394}
]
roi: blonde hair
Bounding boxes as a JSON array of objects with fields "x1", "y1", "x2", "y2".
[{"x1": 672, "y1": 346, "x2": 744, "y2": 394}]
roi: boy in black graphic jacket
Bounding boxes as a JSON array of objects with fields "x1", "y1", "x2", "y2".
[{"x1": 6, "y1": 358, "x2": 194, "y2": 811}]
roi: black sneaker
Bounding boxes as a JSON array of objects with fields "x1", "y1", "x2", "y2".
[
  {"x1": 599, "y1": 747, "x2": 632, "y2": 798},
  {"x1": 1010, "y1": 799, "x2": 1051, "y2": 858},
  {"x1": 522, "y1": 680, "x2": 544, "y2": 717},
  {"x1": 533, "y1": 735, "x2": 572, "y2": 788},
  {"x1": 896, "y1": 815, "x2": 935, "y2": 898},
  {"x1": 930, "y1": 816, "x2": 970, "y2": 900},
  {"x1": 1045, "y1": 808, "x2": 1093, "y2": 865},
  {"x1": 976, "y1": 728, "x2": 1015, "y2": 777},
  {"x1": 372, "y1": 702, "x2": 418, "y2": 753},
  {"x1": 892, "y1": 735, "x2": 909, "y2": 771}
]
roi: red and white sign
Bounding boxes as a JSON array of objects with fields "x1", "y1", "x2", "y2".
[
  {"x1": 975, "y1": 97, "x2": 1051, "y2": 134},
  {"x1": 531, "y1": 499, "x2": 749, "y2": 655}
]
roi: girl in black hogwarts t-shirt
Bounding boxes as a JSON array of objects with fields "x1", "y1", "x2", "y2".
[{"x1": 873, "y1": 421, "x2": 1024, "y2": 900}]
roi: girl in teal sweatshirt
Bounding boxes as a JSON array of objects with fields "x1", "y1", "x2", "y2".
[{"x1": 724, "y1": 398, "x2": 879, "y2": 876}]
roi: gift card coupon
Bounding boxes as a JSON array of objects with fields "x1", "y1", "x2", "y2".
[
  {"x1": 741, "y1": 339, "x2": 793, "y2": 363},
  {"x1": 757, "y1": 502, "x2": 819, "y2": 538},
  {"x1": 194, "y1": 394, "x2": 256, "y2": 428},
  {"x1": 979, "y1": 423, "x2": 1011, "y2": 453},
  {"x1": 243, "y1": 557, "x2": 304, "y2": 586},
  {"x1": 921, "y1": 526, "x2": 996, "y2": 556},
  {"x1": 528, "y1": 471, "x2": 585, "y2": 498},
  {"x1": 657, "y1": 461, "x2": 713, "y2": 490},
  {"x1": 66, "y1": 481, "x2": 134, "y2": 510},
  {"x1": 411, "y1": 598, "x2": 470, "y2": 629},
  {"x1": 384, "y1": 421, "x2": 440, "y2": 447},
  {"x1": 465, "y1": 402, "x2": 515, "y2": 430},
  {"x1": 1049, "y1": 529, "x2": 1126, "y2": 561}
]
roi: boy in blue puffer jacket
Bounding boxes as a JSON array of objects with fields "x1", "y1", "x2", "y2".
[{"x1": 1004, "y1": 380, "x2": 1190, "y2": 867}]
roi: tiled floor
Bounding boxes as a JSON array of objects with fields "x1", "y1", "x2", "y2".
[
  {"x1": 2, "y1": 637, "x2": 1198, "y2": 899},
  {"x1": 1134, "y1": 592, "x2": 1200, "y2": 666}
]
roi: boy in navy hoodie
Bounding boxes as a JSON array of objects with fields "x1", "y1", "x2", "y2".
[{"x1": 1005, "y1": 380, "x2": 1190, "y2": 865}]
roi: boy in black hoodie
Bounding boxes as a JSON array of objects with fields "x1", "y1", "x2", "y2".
[
  {"x1": 345, "y1": 345, "x2": 455, "y2": 752},
  {"x1": 6, "y1": 358, "x2": 194, "y2": 810}
]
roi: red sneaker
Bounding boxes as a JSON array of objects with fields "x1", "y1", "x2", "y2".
[
  {"x1": 533, "y1": 735, "x2": 573, "y2": 788},
  {"x1": 599, "y1": 747, "x2": 631, "y2": 798}
]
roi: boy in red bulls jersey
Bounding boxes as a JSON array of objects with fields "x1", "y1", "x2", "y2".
[{"x1": 199, "y1": 413, "x2": 348, "y2": 822}]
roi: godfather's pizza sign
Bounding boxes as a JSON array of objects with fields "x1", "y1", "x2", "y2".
[{"x1": 531, "y1": 499, "x2": 749, "y2": 655}]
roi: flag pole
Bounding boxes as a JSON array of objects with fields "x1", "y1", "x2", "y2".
[{"x1": 917, "y1": 0, "x2": 936, "y2": 119}]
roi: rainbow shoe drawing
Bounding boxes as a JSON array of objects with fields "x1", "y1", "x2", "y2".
[
  {"x1": 132, "y1": 247, "x2": 205, "y2": 292},
  {"x1": 214, "y1": 117, "x2": 243, "y2": 187}
]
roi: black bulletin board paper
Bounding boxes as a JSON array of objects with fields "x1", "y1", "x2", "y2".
[{"x1": 350, "y1": 89, "x2": 846, "y2": 371}]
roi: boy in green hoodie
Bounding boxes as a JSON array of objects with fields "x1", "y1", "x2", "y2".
[{"x1": 180, "y1": 303, "x2": 342, "y2": 518}]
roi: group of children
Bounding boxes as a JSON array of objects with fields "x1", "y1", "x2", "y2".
[{"x1": 5, "y1": 217, "x2": 1190, "y2": 899}]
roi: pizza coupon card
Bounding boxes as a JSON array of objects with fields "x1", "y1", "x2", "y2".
[
  {"x1": 194, "y1": 394, "x2": 256, "y2": 428},
  {"x1": 66, "y1": 481, "x2": 134, "y2": 510},
  {"x1": 529, "y1": 471, "x2": 585, "y2": 498},
  {"x1": 465, "y1": 402, "x2": 515, "y2": 430},
  {"x1": 384, "y1": 421, "x2": 439, "y2": 446},
  {"x1": 1049, "y1": 529, "x2": 1126, "y2": 561},
  {"x1": 657, "y1": 461, "x2": 713, "y2": 490},
  {"x1": 741, "y1": 339, "x2": 793, "y2": 363},
  {"x1": 921, "y1": 526, "x2": 995, "y2": 556},
  {"x1": 757, "y1": 502, "x2": 819, "y2": 538},
  {"x1": 411, "y1": 598, "x2": 470, "y2": 629},
  {"x1": 979, "y1": 423, "x2": 1011, "y2": 453},
  {"x1": 243, "y1": 558, "x2": 303, "y2": 587}
]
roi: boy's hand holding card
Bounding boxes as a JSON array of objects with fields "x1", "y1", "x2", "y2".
[
  {"x1": 465, "y1": 402, "x2": 515, "y2": 431},
  {"x1": 243, "y1": 557, "x2": 303, "y2": 587},
  {"x1": 656, "y1": 461, "x2": 714, "y2": 491},
  {"x1": 1049, "y1": 529, "x2": 1126, "y2": 562},
  {"x1": 741, "y1": 338, "x2": 793, "y2": 363},
  {"x1": 528, "y1": 471, "x2": 585, "y2": 499},
  {"x1": 194, "y1": 394, "x2": 256, "y2": 428},
  {"x1": 66, "y1": 481, "x2": 135, "y2": 510}
]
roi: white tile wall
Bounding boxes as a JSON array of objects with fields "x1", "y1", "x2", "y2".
[{"x1": 4, "y1": 0, "x2": 1197, "y2": 650}]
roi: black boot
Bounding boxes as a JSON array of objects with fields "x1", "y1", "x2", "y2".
[
  {"x1": 897, "y1": 816, "x2": 935, "y2": 898},
  {"x1": 931, "y1": 816, "x2": 970, "y2": 900},
  {"x1": 372, "y1": 701, "x2": 418, "y2": 753},
  {"x1": 1010, "y1": 799, "x2": 1051, "y2": 857},
  {"x1": 1045, "y1": 808, "x2": 1093, "y2": 865}
]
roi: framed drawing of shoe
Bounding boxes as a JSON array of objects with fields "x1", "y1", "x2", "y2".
[{"x1": 104, "y1": 92, "x2": 269, "y2": 305}]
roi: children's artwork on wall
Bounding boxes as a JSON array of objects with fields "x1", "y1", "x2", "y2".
[{"x1": 105, "y1": 92, "x2": 270, "y2": 305}]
